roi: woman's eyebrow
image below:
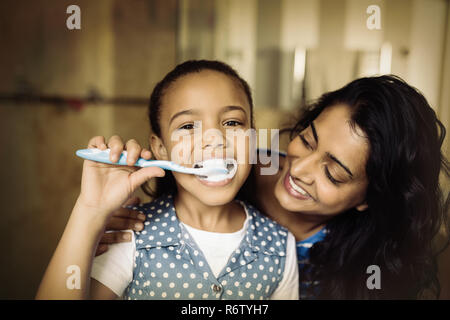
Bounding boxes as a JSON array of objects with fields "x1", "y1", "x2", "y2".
[
  {"x1": 311, "y1": 121, "x2": 353, "y2": 179},
  {"x1": 169, "y1": 109, "x2": 199, "y2": 126},
  {"x1": 310, "y1": 122, "x2": 319, "y2": 143},
  {"x1": 326, "y1": 152, "x2": 353, "y2": 179}
]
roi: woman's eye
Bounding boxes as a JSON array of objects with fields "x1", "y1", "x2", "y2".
[
  {"x1": 325, "y1": 167, "x2": 341, "y2": 185},
  {"x1": 223, "y1": 120, "x2": 242, "y2": 127},
  {"x1": 299, "y1": 134, "x2": 312, "y2": 150}
]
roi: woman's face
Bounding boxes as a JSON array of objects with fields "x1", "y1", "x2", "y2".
[
  {"x1": 152, "y1": 70, "x2": 253, "y2": 206},
  {"x1": 275, "y1": 104, "x2": 369, "y2": 216}
]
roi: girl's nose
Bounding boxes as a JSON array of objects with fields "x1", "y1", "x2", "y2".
[
  {"x1": 201, "y1": 127, "x2": 226, "y2": 150},
  {"x1": 289, "y1": 154, "x2": 317, "y2": 185},
  {"x1": 204, "y1": 142, "x2": 224, "y2": 149}
]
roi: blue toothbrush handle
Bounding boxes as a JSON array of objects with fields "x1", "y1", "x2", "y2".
[
  {"x1": 76, "y1": 149, "x2": 177, "y2": 168},
  {"x1": 75, "y1": 148, "x2": 228, "y2": 175},
  {"x1": 76, "y1": 149, "x2": 130, "y2": 166}
]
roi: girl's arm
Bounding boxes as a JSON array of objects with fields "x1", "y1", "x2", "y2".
[
  {"x1": 35, "y1": 200, "x2": 110, "y2": 299},
  {"x1": 36, "y1": 136, "x2": 164, "y2": 299}
]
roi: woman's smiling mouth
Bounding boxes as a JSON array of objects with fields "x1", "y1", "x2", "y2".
[{"x1": 283, "y1": 172, "x2": 314, "y2": 200}]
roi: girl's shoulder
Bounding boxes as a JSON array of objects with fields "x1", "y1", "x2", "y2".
[
  {"x1": 134, "y1": 194, "x2": 175, "y2": 217},
  {"x1": 243, "y1": 201, "x2": 287, "y2": 230},
  {"x1": 239, "y1": 200, "x2": 290, "y2": 254},
  {"x1": 251, "y1": 149, "x2": 287, "y2": 217},
  {"x1": 127, "y1": 194, "x2": 179, "y2": 249}
]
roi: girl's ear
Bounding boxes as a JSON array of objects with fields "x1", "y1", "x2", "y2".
[
  {"x1": 356, "y1": 202, "x2": 368, "y2": 212},
  {"x1": 150, "y1": 134, "x2": 169, "y2": 160}
]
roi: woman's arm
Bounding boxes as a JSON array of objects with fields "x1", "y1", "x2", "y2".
[{"x1": 36, "y1": 136, "x2": 164, "y2": 299}]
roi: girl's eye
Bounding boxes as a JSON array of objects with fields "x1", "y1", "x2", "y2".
[
  {"x1": 223, "y1": 120, "x2": 242, "y2": 127},
  {"x1": 299, "y1": 134, "x2": 312, "y2": 150},
  {"x1": 325, "y1": 167, "x2": 341, "y2": 186},
  {"x1": 178, "y1": 123, "x2": 194, "y2": 130}
]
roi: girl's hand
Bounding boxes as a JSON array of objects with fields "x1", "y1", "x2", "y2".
[{"x1": 76, "y1": 135, "x2": 164, "y2": 220}]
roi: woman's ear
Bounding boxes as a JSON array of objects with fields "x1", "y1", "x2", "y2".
[
  {"x1": 150, "y1": 134, "x2": 169, "y2": 160},
  {"x1": 356, "y1": 202, "x2": 368, "y2": 212}
]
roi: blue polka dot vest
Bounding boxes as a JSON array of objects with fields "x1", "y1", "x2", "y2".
[{"x1": 123, "y1": 194, "x2": 288, "y2": 300}]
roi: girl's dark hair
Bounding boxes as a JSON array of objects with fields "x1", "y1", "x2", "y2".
[
  {"x1": 142, "y1": 60, "x2": 254, "y2": 199},
  {"x1": 292, "y1": 75, "x2": 449, "y2": 299}
]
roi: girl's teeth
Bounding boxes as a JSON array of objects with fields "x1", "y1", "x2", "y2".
[
  {"x1": 195, "y1": 158, "x2": 237, "y2": 182},
  {"x1": 288, "y1": 175, "x2": 309, "y2": 196}
]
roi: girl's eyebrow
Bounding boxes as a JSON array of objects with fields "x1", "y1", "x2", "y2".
[
  {"x1": 169, "y1": 109, "x2": 199, "y2": 126},
  {"x1": 221, "y1": 105, "x2": 247, "y2": 114},
  {"x1": 169, "y1": 106, "x2": 247, "y2": 126}
]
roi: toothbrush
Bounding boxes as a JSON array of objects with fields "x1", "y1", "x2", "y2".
[{"x1": 75, "y1": 148, "x2": 228, "y2": 177}]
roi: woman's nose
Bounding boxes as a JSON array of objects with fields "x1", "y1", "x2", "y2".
[{"x1": 290, "y1": 154, "x2": 317, "y2": 185}]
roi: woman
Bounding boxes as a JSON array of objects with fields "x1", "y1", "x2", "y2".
[{"x1": 92, "y1": 75, "x2": 449, "y2": 299}]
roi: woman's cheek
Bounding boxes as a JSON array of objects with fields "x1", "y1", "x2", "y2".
[
  {"x1": 318, "y1": 183, "x2": 362, "y2": 214},
  {"x1": 315, "y1": 180, "x2": 340, "y2": 208}
]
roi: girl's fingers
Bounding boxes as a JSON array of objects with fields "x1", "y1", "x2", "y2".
[
  {"x1": 87, "y1": 136, "x2": 107, "y2": 149},
  {"x1": 108, "y1": 135, "x2": 125, "y2": 163},
  {"x1": 129, "y1": 167, "x2": 165, "y2": 191},
  {"x1": 140, "y1": 148, "x2": 152, "y2": 160},
  {"x1": 125, "y1": 139, "x2": 142, "y2": 166}
]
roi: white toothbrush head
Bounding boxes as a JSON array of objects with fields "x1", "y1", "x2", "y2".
[{"x1": 193, "y1": 158, "x2": 238, "y2": 182}]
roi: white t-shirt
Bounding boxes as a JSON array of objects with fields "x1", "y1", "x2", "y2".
[{"x1": 91, "y1": 210, "x2": 299, "y2": 300}]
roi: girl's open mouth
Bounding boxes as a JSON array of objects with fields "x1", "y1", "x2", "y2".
[{"x1": 194, "y1": 158, "x2": 237, "y2": 187}]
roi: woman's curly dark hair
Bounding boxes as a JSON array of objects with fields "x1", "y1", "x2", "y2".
[{"x1": 291, "y1": 75, "x2": 449, "y2": 299}]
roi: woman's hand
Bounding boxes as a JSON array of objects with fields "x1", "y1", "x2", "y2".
[
  {"x1": 75, "y1": 135, "x2": 164, "y2": 221},
  {"x1": 95, "y1": 196, "x2": 145, "y2": 256}
]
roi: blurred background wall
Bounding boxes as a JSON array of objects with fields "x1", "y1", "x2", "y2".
[{"x1": 0, "y1": 0, "x2": 448, "y2": 299}]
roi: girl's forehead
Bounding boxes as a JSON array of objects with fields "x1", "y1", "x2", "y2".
[{"x1": 160, "y1": 71, "x2": 251, "y2": 118}]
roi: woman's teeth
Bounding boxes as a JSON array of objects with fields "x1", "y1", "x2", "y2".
[{"x1": 288, "y1": 175, "x2": 309, "y2": 197}]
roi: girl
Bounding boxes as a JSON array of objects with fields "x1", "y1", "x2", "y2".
[
  {"x1": 100, "y1": 75, "x2": 449, "y2": 299},
  {"x1": 36, "y1": 60, "x2": 299, "y2": 300}
]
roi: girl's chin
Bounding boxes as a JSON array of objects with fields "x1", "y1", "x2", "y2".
[
  {"x1": 195, "y1": 175, "x2": 234, "y2": 187},
  {"x1": 195, "y1": 192, "x2": 236, "y2": 207}
]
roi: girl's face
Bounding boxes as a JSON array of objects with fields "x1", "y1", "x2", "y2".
[
  {"x1": 275, "y1": 104, "x2": 369, "y2": 216},
  {"x1": 152, "y1": 70, "x2": 253, "y2": 206}
]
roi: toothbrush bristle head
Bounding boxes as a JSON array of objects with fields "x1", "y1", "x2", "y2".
[{"x1": 194, "y1": 158, "x2": 237, "y2": 181}]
